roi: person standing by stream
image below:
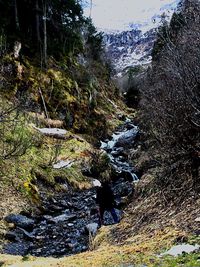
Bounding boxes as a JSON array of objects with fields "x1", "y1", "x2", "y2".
[{"x1": 96, "y1": 179, "x2": 119, "y2": 226}]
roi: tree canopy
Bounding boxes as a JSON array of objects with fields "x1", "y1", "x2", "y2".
[{"x1": 0, "y1": 0, "x2": 102, "y2": 61}]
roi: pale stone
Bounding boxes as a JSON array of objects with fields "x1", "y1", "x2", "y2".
[
  {"x1": 162, "y1": 244, "x2": 200, "y2": 257},
  {"x1": 53, "y1": 160, "x2": 73, "y2": 169}
]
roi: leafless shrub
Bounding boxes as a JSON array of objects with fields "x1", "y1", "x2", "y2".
[
  {"x1": 0, "y1": 101, "x2": 33, "y2": 162},
  {"x1": 141, "y1": 0, "x2": 200, "y2": 195}
]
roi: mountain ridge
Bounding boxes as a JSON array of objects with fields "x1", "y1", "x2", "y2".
[
  {"x1": 103, "y1": 28, "x2": 156, "y2": 74},
  {"x1": 102, "y1": 0, "x2": 180, "y2": 73}
]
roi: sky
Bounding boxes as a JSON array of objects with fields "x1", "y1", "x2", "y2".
[{"x1": 83, "y1": 0, "x2": 178, "y2": 32}]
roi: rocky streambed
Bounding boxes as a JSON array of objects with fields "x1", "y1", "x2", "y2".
[{"x1": 2, "y1": 119, "x2": 139, "y2": 257}]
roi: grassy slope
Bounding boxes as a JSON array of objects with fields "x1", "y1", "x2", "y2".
[{"x1": 0, "y1": 53, "x2": 127, "y2": 198}]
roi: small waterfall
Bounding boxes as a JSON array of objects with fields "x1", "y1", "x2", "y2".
[{"x1": 101, "y1": 119, "x2": 139, "y2": 182}]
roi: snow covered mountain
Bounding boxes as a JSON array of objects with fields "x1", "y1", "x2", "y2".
[
  {"x1": 103, "y1": 0, "x2": 179, "y2": 73},
  {"x1": 103, "y1": 28, "x2": 156, "y2": 73}
]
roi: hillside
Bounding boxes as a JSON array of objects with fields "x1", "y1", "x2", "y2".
[{"x1": 0, "y1": 0, "x2": 200, "y2": 267}]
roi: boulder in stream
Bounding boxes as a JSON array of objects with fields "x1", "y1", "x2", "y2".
[
  {"x1": 44, "y1": 214, "x2": 77, "y2": 223},
  {"x1": 114, "y1": 128, "x2": 138, "y2": 148},
  {"x1": 5, "y1": 214, "x2": 35, "y2": 230}
]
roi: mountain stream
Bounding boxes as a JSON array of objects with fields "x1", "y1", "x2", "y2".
[{"x1": 2, "y1": 119, "x2": 139, "y2": 257}]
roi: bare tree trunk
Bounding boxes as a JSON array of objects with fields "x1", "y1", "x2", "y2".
[
  {"x1": 90, "y1": 0, "x2": 93, "y2": 17},
  {"x1": 14, "y1": 0, "x2": 20, "y2": 31},
  {"x1": 43, "y1": 0, "x2": 47, "y2": 66},
  {"x1": 39, "y1": 87, "x2": 49, "y2": 122},
  {"x1": 36, "y1": 0, "x2": 41, "y2": 45}
]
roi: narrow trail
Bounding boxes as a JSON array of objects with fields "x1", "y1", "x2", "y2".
[{"x1": 2, "y1": 119, "x2": 138, "y2": 258}]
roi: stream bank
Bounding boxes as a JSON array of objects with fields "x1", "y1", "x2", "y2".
[{"x1": 1, "y1": 119, "x2": 139, "y2": 258}]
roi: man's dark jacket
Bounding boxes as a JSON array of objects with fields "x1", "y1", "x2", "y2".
[{"x1": 96, "y1": 183, "x2": 115, "y2": 209}]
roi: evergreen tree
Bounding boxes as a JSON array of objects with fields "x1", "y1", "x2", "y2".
[{"x1": 0, "y1": 0, "x2": 86, "y2": 59}]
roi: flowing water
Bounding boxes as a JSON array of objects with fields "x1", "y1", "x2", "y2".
[{"x1": 101, "y1": 118, "x2": 139, "y2": 181}]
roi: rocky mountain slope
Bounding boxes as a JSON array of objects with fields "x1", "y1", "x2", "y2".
[
  {"x1": 103, "y1": 0, "x2": 179, "y2": 73},
  {"x1": 104, "y1": 28, "x2": 156, "y2": 73}
]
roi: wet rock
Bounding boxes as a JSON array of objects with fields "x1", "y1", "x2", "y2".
[
  {"x1": 68, "y1": 239, "x2": 78, "y2": 249},
  {"x1": 17, "y1": 227, "x2": 35, "y2": 240},
  {"x1": 73, "y1": 204, "x2": 84, "y2": 211},
  {"x1": 126, "y1": 123, "x2": 135, "y2": 130},
  {"x1": 56, "y1": 248, "x2": 67, "y2": 256},
  {"x1": 103, "y1": 209, "x2": 121, "y2": 225},
  {"x1": 114, "y1": 170, "x2": 134, "y2": 181},
  {"x1": 118, "y1": 114, "x2": 126, "y2": 121},
  {"x1": 47, "y1": 204, "x2": 63, "y2": 212},
  {"x1": 114, "y1": 197, "x2": 123, "y2": 208},
  {"x1": 81, "y1": 168, "x2": 92, "y2": 177},
  {"x1": 43, "y1": 215, "x2": 53, "y2": 221},
  {"x1": 113, "y1": 181, "x2": 134, "y2": 197},
  {"x1": 5, "y1": 231, "x2": 22, "y2": 242},
  {"x1": 45, "y1": 214, "x2": 77, "y2": 223},
  {"x1": 114, "y1": 128, "x2": 138, "y2": 148},
  {"x1": 59, "y1": 200, "x2": 69, "y2": 207},
  {"x1": 5, "y1": 214, "x2": 35, "y2": 230},
  {"x1": 3, "y1": 242, "x2": 31, "y2": 256},
  {"x1": 118, "y1": 156, "x2": 126, "y2": 162}
]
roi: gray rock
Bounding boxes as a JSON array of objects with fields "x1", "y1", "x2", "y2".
[
  {"x1": 44, "y1": 214, "x2": 76, "y2": 223},
  {"x1": 113, "y1": 181, "x2": 133, "y2": 197},
  {"x1": 3, "y1": 242, "x2": 31, "y2": 256},
  {"x1": 161, "y1": 244, "x2": 200, "y2": 256},
  {"x1": 60, "y1": 200, "x2": 69, "y2": 207},
  {"x1": 5, "y1": 214, "x2": 35, "y2": 230},
  {"x1": 5, "y1": 231, "x2": 22, "y2": 242},
  {"x1": 17, "y1": 227, "x2": 35, "y2": 240},
  {"x1": 114, "y1": 128, "x2": 138, "y2": 148},
  {"x1": 86, "y1": 223, "x2": 98, "y2": 236},
  {"x1": 195, "y1": 217, "x2": 200, "y2": 222}
]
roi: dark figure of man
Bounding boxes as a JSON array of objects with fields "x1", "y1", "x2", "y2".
[{"x1": 96, "y1": 181, "x2": 119, "y2": 226}]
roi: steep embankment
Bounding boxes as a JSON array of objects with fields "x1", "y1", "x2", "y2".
[{"x1": 0, "y1": 52, "x2": 129, "y2": 252}]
